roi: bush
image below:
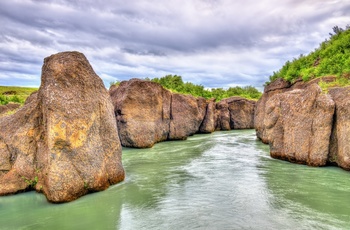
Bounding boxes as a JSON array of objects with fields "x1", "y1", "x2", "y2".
[
  {"x1": 0, "y1": 95, "x2": 9, "y2": 105},
  {"x1": 149, "y1": 75, "x2": 261, "y2": 101},
  {"x1": 10, "y1": 95, "x2": 22, "y2": 104},
  {"x1": 267, "y1": 25, "x2": 350, "y2": 85}
]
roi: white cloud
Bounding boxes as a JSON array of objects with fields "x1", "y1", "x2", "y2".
[{"x1": 0, "y1": 0, "x2": 350, "y2": 88}]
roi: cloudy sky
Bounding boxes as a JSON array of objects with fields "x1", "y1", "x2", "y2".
[{"x1": 1, "y1": 0, "x2": 350, "y2": 90}]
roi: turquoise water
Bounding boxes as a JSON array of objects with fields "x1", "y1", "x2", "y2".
[{"x1": 0, "y1": 130, "x2": 349, "y2": 229}]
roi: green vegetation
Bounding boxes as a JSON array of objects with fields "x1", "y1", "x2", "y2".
[
  {"x1": 84, "y1": 181, "x2": 89, "y2": 190},
  {"x1": 110, "y1": 80, "x2": 121, "y2": 87},
  {"x1": 149, "y1": 75, "x2": 261, "y2": 100},
  {"x1": 111, "y1": 75, "x2": 261, "y2": 101},
  {"x1": 22, "y1": 176, "x2": 38, "y2": 188},
  {"x1": 318, "y1": 75, "x2": 350, "y2": 93},
  {"x1": 268, "y1": 25, "x2": 350, "y2": 85},
  {"x1": 0, "y1": 86, "x2": 37, "y2": 105},
  {"x1": 1, "y1": 109, "x2": 18, "y2": 117}
]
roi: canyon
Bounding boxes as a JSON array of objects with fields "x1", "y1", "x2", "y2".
[{"x1": 0, "y1": 51, "x2": 349, "y2": 203}]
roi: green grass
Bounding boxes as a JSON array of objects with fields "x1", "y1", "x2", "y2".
[
  {"x1": 267, "y1": 25, "x2": 350, "y2": 86},
  {"x1": 318, "y1": 75, "x2": 350, "y2": 93},
  {"x1": 0, "y1": 86, "x2": 37, "y2": 105}
]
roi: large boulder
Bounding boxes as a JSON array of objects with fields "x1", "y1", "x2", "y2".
[
  {"x1": 216, "y1": 97, "x2": 256, "y2": 130},
  {"x1": 110, "y1": 79, "x2": 214, "y2": 146},
  {"x1": 110, "y1": 79, "x2": 258, "y2": 147},
  {"x1": 329, "y1": 87, "x2": 350, "y2": 170},
  {"x1": 215, "y1": 100, "x2": 231, "y2": 130},
  {"x1": 110, "y1": 79, "x2": 172, "y2": 148},
  {"x1": 0, "y1": 51, "x2": 125, "y2": 203},
  {"x1": 169, "y1": 93, "x2": 206, "y2": 140},
  {"x1": 197, "y1": 97, "x2": 208, "y2": 125},
  {"x1": 225, "y1": 97, "x2": 255, "y2": 129},
  {"x1": 260, "y1": 83, "x2": 334, "y2": 166},
  {"x1": 255, "y1": 78, "x2": 292, "y2": 143},
  {"x1": 264, "y1": 77, "x2": 292, "y2": 93},
  {"x1": 199, "y1": 98, "x2": 216, "y2": 133}
]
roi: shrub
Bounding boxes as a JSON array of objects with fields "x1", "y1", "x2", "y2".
[
  {"x1": 150, "y1": 75, "x2": 261, "y2": 101},
  {"x1": 267, "y1": 25, "x2": 350, "y2": 85}
]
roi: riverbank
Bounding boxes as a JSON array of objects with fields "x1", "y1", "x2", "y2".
[
  {"x1": 255, "y1": 77, "x2": 350, "y2": 170},
  {"x1": 0, "y1": 130, "x2": 349, "y2": 229}
]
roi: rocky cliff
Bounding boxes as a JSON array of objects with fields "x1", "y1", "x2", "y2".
[
  {"x1": 329, "y1": 87, "x2": 350, "y2": 170},
  {"x1": 0, "y1": 51, "x2": 125, "y2": 203},
  {"x1": 110, "y1": 79, "x2": 256, "y2": 148},
  {"x1": 216, "y1": 97, "x2": 255, "y2": 130},
  {"x1": 255, "y1": 77, "x2": 350, "y2": 170},
  {"x1": 110, "y1": 79, "x2": 173, "y2": 148}
]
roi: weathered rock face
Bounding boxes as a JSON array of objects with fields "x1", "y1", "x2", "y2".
[
  {"x1": 264, "y1": 78, "x2": 292, "y2": 93},
  {"x1": 110, "y1": 79, "x2": 257, "y2": 148},
  {"x1": 0, "y1": 103, "x2": 21, "y2": 116},
  {"x1": 226, "y1": 97, "x2": 255, "y2": 129},
  {"x1": 197, "y1": 97, "x2": 208, "y2": 126},
  {"x1": 169, "y1": 93, "x2": 206, "y2": 140},
  {"x1": 215, "y1": 100, "x2": 231, "y2": 130},
  {"x1": 110, "y1": 79, "x2": 208, "y2": 146},
  {"x1": 255, "y1": 78, "x2": 293, "y2": 143},
  {"x1": 216, "y1": 97, "x2": 256, "y2": 130},
  {"x1": 110, "y1": 79, "x2": 172, "y2": 148},
  {"x1": 262, "y1": 84, "x2": 334, "y2": 166},
  {"x1": 329, "y1": 87, "x2": 350, "y2": 170},
  {"x1": 0, "y1": 51, "x2": 125, "y2": 202},
  {"x1": 255, "y1": 78, "x2": 350, "y2": 167},
  {"x1": 199, "y1": 98, "x2": 216, "y2": 133}
]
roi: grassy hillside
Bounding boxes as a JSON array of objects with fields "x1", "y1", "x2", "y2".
[
  {"x1": 268, "y1": 25, "x2": 350, "y2": 86},
  {"x1": 0, "y1": 86, "x2": 37, "y2": 105}
]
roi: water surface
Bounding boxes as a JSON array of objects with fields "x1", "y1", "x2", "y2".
[{"x1": 1, "y1": 130, "x2": 349, "y2": 229}]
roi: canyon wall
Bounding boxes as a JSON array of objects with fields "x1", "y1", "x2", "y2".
[
  {"x1": 255, "y1": 77, "x2": 350, "y2": 170},
  {"x1": 110, "y1": 79, "x2": 257, "y2": 148}
]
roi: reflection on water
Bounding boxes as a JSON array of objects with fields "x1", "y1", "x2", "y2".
[{"x1": 0, "y1": 130, "x2": 349, "y2": 229}]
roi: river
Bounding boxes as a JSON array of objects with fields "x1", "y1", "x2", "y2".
[{"x1": 0, "y1": 130, "x2": 349, "y2": 229}]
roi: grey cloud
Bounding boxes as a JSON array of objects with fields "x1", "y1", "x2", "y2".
[
  {"x1": 1, "y1": 0, "x2": 350, "y2": 88},
  {"x1": 122, "y1": 48, "x2": 166, "y2": 57}
]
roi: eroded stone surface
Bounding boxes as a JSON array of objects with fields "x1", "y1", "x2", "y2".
[
  {"x1": 225, "y1": 97, "x2": 255, "y2": 129},
  {"x1": 199, "y1": 98, "x2": 216, "y2": 133},
  {"x1": 110, "y1": 79, "x2": 172, "y2": 148},
  {"x1": 110, "y1": 78, "x2": 257, "y2": 147},
  {"x1": 0, "y1": 51, "x2": 125, "y2": 202},
  {"x1": 329, "y1": 87, "x2": 350, "y2": 170},
  {"x1": 256, "y1": 81, "x2": 335, "y2": 166}
]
